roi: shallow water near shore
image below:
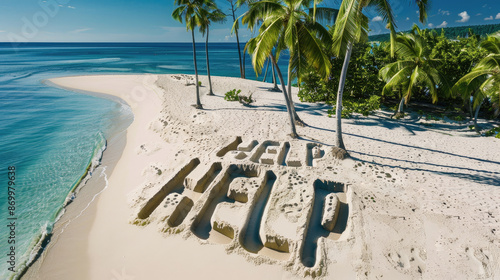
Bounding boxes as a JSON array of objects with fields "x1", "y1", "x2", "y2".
[{"x1": 0, "y1": 42, "x2": 285, "y2": 279}]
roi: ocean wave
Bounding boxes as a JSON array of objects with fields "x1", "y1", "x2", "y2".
[
  {"x1": 157, "y1": 65, "x2": 191, "y2": 70},
  {"x1": 12, "y1": 132, "x2": 108, "y2": 280},
  {"x1": 0, "y1": 72, "x2": 36, "y2": 84},
  {"x1": 52, "y1": 58, "x2": 122, "y2": 65},
  {"x1": 94, "y1": 67, "x2": 133, "y2": 72}
]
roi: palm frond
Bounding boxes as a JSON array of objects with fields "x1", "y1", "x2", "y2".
[
  {"x1": 242, "y1": 0, "x2": 285, "y2": 31},
  {"x1": 381, "y1": 66, "x2": 412, "y2": 96},
  {"x1": 251, "y1": 17, "x2": 284, "y2": 75},
  {"x1": 310, "y1": 7, "x2": 338, "y2": 25},
  {"x1": 297, "y1": 22, "x2": 332, "y2": 78},
  {"x1": 172, "y1": 6, "x2": 187, "y2": 24},
  {"x1": 332, "y1": 0, "x2": 363, "y2": 56},
  {"x1": 480, "y1": 34, "x2": 500, "y2": 54},
  {"x1": 415, "y1": 0, "x2": 429, "y2": 23}
]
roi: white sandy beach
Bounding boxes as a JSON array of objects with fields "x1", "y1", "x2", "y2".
[{"x1": 24, "y1": 74, "x2": 500, "y2": 280}]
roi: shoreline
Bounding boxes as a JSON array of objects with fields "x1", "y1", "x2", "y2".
[
  {"x1": 21, "y1": 76, "x2": 138, "y2": 280},
  {"x1": 24, "y1": 74, "x2": 500, "y2": 279},
  {"x1": 17, "y1": 133, "x2": 106, "y2": 280}
]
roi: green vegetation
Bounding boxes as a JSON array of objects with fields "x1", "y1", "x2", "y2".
[
  {"x1": 199, "y1": 7, "x2": 226, "y2": 96},
  {"x1": 171, "y1": 0, "x2": 500, "y2": 146},
  {"x1": 369, "y1": 23, "x2": 500, "y2": 42},
  {"x1": 328, "y1": 96, "x2": 381, "y2": 118},
  {"x1": 224, "y1": 89, "x2": 254, "y2": 105},
  {"x1": 325, "y1": 0, "x2": 429, "y2": 150},
  {"x1": 172, "y1": 0, "x2": 218, "y2": 109},
  {"x1": 453, "y1": 33, "x2": 500, "y2": 133},
  {"x1": 380, "y1": 28, "x2": 451, "y2": 116},
  {"x1": 238, "y1": 94, "x2": 254, "y2": 105},
  {"x1": 485, "y1": 127, "x2": 500, "y2": 138},
  {"x1": 298, "y1": 29, "x2": 498, "y2": 126},
  {"x1": 242, "y1": 0, "x2": 333, "y2": 138},
  {"x1": 224, "y1": 89, "x2": 242, "y2": 101}
]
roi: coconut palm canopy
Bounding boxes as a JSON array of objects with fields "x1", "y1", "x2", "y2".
[
  {"x1": 172, "y1": 0, "x2": 216, "y2": 31},
  {"x1": 242, "y1": 0, "x2": 333, "y2": 81},
  {"x1": 330, "y1": 0, "x2": 429, "y2": 150},
  {"x1": 172, "y1": 0, "x2": 217, "y2": 109},
  {"x1": 454, "y1": 33, "x2": 500, "y2": 117},
  {"x1": 380, "y1": 32, "x2": 451, "y2": 107},
  {"x1": 238, "y1": 0, "x2": 335, "y2": 138}
]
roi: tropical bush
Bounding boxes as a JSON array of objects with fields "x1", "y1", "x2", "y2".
[
  {"x1": 327, "y1": 95, "x2": 381, "y2": 118},
  {"x1": 224, "y1": 89, "x2": 242, "y2": 101},
  {"x1": 224, "y1": 89, "x2": 254, "y2": 105},
  {"x1": 238, "y1": 94, "x2": 254, "y2": 105},
  {"x1": 297, "y1": 29, "x2": 500, "y2": 124},
  {"x1": 298, "y1": 42, "x2": 389, "y2": 104},
  {"x1": 485, "y1": 127, "x2": 500, "y2": 138}
]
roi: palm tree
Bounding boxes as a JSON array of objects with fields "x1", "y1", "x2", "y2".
[
  {"x1": 261, "y1": 56, "x2": 281, "y2": 91},
  {"x1": 453, "y1": 33, "x2": 500, "y2": 132},
  {"x1": 243, "y1": 0, "x2": 332, "y2": 138},
  {"x1": 228, "y1": 0, "x2": 245, "y2": 79},
  {"x1": 331, "y1": 0, "x2": 429, "y2": 150},
  {"x1": 199, "y1": 7, "x2": 226, "y2": 96},
  {"x1": 242, "y1": 0, "x2": 332, "y2": 127},
  {"x1": 379, "y1": 33, "x2": 450, "y2": 118},
  {"x1": 172, "y1": 0, "x2": 215, "y2": 109}
]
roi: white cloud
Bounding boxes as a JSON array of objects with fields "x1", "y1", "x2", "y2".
[
  {"x1": 482, "y1": 4, "x2": 488, "y2": 8},
  {"x1": 0, "y1": 30, "x2": 5, "y2": 33},
  {"x1": 68, "y1": 6, "x2": 75, "y2": 9},
  {"x1": 437, "y1": 21, "x2": 448, "y2": 28},
  {"x1": 476, "y1": 13, "x2": 482, "y2": 16},
  {"x1": 438, "y1": 9, "x2": 450, "y2": 16},
  {"x1": 406, "y1": 17, "x2": 410, "y2": 21},
  {"x1": 496, "y1": 13, "x2": 500, "y2": 19},
  {"x1": 428, "y1": 23, "x2": 435, "y2": 28},
  {"x1": 456, "y1": 11, "x2": 470, "y2": 23},
  {"x1": 485, "y1": 16, "x2": 494, "y2": 21},
  {"x1": 372, "y1": 16, "x2": 383, "y2": 22},
  {"x1": 70, "y1": 28, "x2": 92, "y2": 34}
]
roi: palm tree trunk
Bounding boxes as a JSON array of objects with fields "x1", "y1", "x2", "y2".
[
  {"x1": 391, "y1": 96, "x2": 406, "y2": 119},
  {"x1": 230, "y1": 4, "x2": 244, "y2": 79},
  {"x1": 397, "y1": 96, "x2": 405, "y2": 115},
  {"x1": 270, "y1": 55, "x2": 298, "y2": 138},
  {"x1": 192, "y1": 28, "x2": 202, "y2": 109},
  {"x1": 391, "y1": 88, "x2": 405, "y2": 119},
  {"x1": 335, "y1": 41, "x2": 353, "y2": 150},
  {"x1": 262, "y1": 58, "x2": 270, "y2": 82},
  {"x1": 473, "y1": 98, "x2": 484, "y2": 134},
  {"x1": 271, "y1": 62, "x2": 280, "y2": 91},
  {"x1": 206, "y1": 27, "x2": 214, "y2": 96},
  {"x1": 287, "y1": 60, "x2": 305, "y2": 126},
  {"x1": 469, "y1": 97, "x2": 474, "y2": 121},
  {"x1": 242, "y1": 48, "x2": 246, "y2": 78}
]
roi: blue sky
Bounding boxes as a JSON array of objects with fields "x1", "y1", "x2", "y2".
[{"x1": 0, "y1": 0, "x2": 499, "y2": 42}]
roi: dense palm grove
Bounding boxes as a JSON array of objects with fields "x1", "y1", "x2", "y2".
[
  {"x1": 299, "y1": 26, "x2": 499, "y2": 126},
  {"x1": 299, "y1": 26, "x2": 498, "y2": 119},
  {"x1": 369, "y1": 23, "x2": 500, "y2": 42},
  {"x1": 173, "y1": 0, "x2": 500, "y2": 148}
]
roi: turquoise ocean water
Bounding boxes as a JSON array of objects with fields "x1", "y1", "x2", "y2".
[{"x1": 0, "y1": 42, "x2": 289, "y2": 279}]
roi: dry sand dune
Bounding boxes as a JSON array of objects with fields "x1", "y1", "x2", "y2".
[{"x1": 25, "y1": 74, "x2": 499, "y2": 280}]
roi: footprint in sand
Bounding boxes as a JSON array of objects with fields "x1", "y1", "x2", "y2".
[
  {"x1": 465, "y1": 247, "x2": 493, "y2": 278},
  {"x1": 386, "y1": 247, "x2": 426, "y2": 275}
]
